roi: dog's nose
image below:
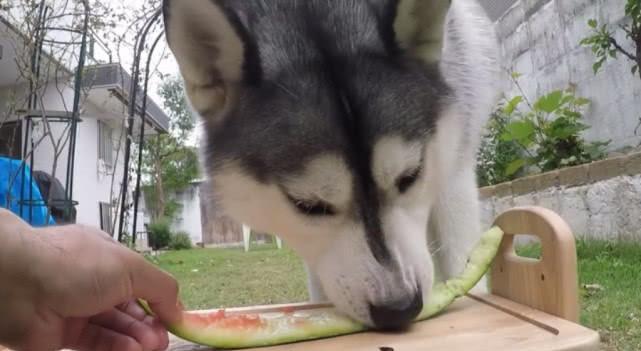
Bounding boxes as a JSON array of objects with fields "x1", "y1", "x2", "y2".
[{"x1": 369, "y1": 292, "x2": 423, "y2": 330}]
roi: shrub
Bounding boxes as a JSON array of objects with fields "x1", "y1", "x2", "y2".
[
  {"x1": 477, "y1": 103, "x2": 524, "y2": 187},
  {"x1": 169, "y1": 231, "x2": 192, "y2": 250},
  {"x1": 477, "y1": 73, "x2": 610, "y2": 186},
  {"x1": 499, "y1": 88, "x2": 609, "y2": 175},
  {"x1": 147, "y1": 219, "x2": 172, "y2": 250}
]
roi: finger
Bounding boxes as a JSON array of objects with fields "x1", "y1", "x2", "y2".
[
  {"x1": 149, "y1": 316, "x2": 170, "y2": 350},
  {"x1": 121, "y1": 251, "x2": 183, "y2": 325},
  {"x1": 91, "y1": 308, "x2": 167, "y2": 351},
  {"x1": 68, "y1": 323, "x2": 142, "y2": 351},
  {"x1": 119, "y1": 300, "x2": 148, "y2": 321},
  {"x1": 120, "y1": 300, "x2": 169, "y2": 347}
]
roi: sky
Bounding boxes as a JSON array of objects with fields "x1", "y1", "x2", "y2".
[
  {"x1": 103, "y1": 0, "x2": 181, "y2": 106},
  {"x1": 97, "y1": 0, "x2": 202, "y2": 144}
]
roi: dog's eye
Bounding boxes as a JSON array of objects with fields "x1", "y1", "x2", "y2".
[
  {"x1": 396, "y1": 168, "x2": 421, "y2": 193},
  {"x1": 287, "y1": 196, "x2": 336, "y2": 217}
]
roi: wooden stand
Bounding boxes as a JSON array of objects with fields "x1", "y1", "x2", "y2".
[{"x1": 168, "y1": 206, "x2": 600, "y2": 351}]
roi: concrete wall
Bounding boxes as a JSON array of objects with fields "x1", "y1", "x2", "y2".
[
  {"x1": 171, "y1": 183, "x2": 204, "y2": 245},
  {"x1": 496, "y1": 0, "x2": 641, "y2": 150},
  {"x1": 480, "y1": 153, "x2": 641, "y2": 240}
]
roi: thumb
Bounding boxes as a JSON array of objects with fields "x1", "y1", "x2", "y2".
[{"x1": 122, "y1": 251, "x2": 183, "y2": 325}]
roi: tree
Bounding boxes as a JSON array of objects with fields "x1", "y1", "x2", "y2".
[
  {"x1": 143, "y1": 75, "x2": 200, "y2": 221},
  {"x1": 581, "y1": 0, "x2": 641, "y2": 142},
  {"x1": 581, "y1": 0, "x2": 640, "y2": 78}
]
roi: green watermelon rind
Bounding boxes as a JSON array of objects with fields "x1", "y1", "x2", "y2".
[{"x1": 140, "y1": 226, "x2": 504, "y2": 349}]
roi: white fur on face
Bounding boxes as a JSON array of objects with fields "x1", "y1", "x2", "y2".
[
  {"x1": 281, "y1": 155, "x2": 353, "y2": 212},
  {"x1": 313, "y1": 206, "x2": 434, "y2": 325},
  {"x1": 210, "y1": 158, "x2": 352, "y2": 263},
  {"x1": 371, "y1": 136, "x2": 423, "y2": 193},
  {"x1": 211, "y1": 149, "x2": 435, "y2": 326}
]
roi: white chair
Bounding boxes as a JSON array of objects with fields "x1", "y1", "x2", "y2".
[{"x1": 242, "y1": 224, "x2": 282, "y2": 252}]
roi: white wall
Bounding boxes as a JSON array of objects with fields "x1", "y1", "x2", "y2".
[
  {"x1": 496, "y1": 0, "x2": 641, "y2": 151},
  {"x1": 171, "y1": 183, "x2": 203, "y2": 245},
  {"x1": 2, "y1": 80, "x2": 128, "y2": 230}
]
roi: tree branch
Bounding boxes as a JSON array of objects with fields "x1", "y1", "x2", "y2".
[{"x1": 609, "y1": 37, "x2": 638, "y2": 61}]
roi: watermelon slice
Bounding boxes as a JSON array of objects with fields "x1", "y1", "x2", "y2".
[{"x1": 140, "y1": 226, "x2": 504, "y2": 349}]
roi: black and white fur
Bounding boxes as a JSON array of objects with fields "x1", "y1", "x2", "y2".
[{"x1": 162, "y1": 0, "x2": 500, "y2": 330}]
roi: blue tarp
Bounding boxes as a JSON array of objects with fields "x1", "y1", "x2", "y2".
[{"x1": 0, "y1": 157, "x2": 55, "y2": 226}]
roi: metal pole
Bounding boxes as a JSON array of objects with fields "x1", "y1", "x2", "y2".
[
  {"x1": 132, "y1": 32, "x2": 163, "y2": 245},
  {"x1": 20, "y1": 0, "x2": 47, "y2": 220},
  {"x1": 65, "y1": 0, "x2": 90, "y2": 219},
  {"x1": 117, "y1": 9, "x2": 162, "y2": 242}
]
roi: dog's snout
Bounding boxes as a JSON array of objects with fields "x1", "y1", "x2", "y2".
[{"x1": 369, "y1": 291, "x2": 423, "y2": 330}]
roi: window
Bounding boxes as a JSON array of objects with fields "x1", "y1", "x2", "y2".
[
  {"x1": 0, "y1": 121, "x2": 22, "y2": 159},
  {"x1": 99, "y1": 202, "x2": 114, "y2": 234},
  {"x1": 98, "y1": 121, "x2": 113, "y2": 167}
]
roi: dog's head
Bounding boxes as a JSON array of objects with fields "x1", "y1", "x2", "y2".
[{"x1": 163, "y1": 0, "x2": 493, "y2": 330}]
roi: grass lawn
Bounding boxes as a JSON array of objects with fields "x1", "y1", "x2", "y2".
[
  {"x1": 518, "y1": 241, "x2": 641, "y2": 351},
  {"x1": 151, "y1": 240, "x2": 641, "y2": 350},
  {"x1": 148, "y1": 244, "x2": 309, "y2": 309}
]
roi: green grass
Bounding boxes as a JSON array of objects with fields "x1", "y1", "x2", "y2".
[
  {"x1": 149, "y1": 244, "x2": 308, "y2": 310},
  {"x1": 151, "y1": 240, "x2": 641, "y2": 350},
  {"x1": 517, "y1": 240, "x2": 641, "y2": 351}
]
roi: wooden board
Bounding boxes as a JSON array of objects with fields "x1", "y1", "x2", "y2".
[
  {"x1": 167, "y1": 294, "x2": 600, "y2": 351},
  {"x1": 167, "y1": 206, "x2": 599, "y2": 351},
  {"x1": 491, "y1": 207, "x2": 580, "y2": 322}
]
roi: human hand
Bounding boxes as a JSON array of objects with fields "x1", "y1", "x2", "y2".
[{"x1": 0, "y1": 209, "x2": 182, "y2": 351}]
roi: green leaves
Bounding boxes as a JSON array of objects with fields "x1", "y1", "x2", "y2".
[
  {"x1": 501, "y1": 120, "x2": 535, "y2": 144},
  {"x1": 548, "y1": 117, "x2": 588, "y2": 139},
  {"x1": 505, "y1": 159, "x2": 526, "y2": 177},
  {"x1": 534, "y1": 90, "x2": 564, "y2": 113},
  {"x1": 477, "y1": 80, "x2": 608, "y2": 186},
  {"x1": 143, "y1": 75, "x2": 202, "y2": 221},
  {"x1": 503, "y1": 96, "x2": 523, "y2": 115},
  {"x1": 625, "y1": 0, "x2": 640, "y2": 20},
  {"x1": 581, "y1": 21, "x2": 617, "y2": 75},
  {"x1": 582, "y1": 1, "x2": 640, "y2": 77},
  {"x1": 575, "y1": 97, "x2": 592, "y2": 106}
]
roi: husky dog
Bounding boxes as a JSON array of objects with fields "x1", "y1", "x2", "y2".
[{"x1": 162, "y1": 0, "x2": 500, "y2": 330}]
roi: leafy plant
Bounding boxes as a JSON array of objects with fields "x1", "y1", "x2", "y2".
[
  {"x1": 581, "y1": 0, "x2": 641, "y2": 141},
  {"x1": 502, "y1": 89, "x2": 609, "y2": 175},
  {"x1": 477, "y1": 104, "x2": 524, "y2": 187},
  {"x1": 580, "y1": 0, "x2": 640, "y2": 77},
  {"x1": 169, "y1": 231, "x2": 193, "y2": 251},
  {"x1": 148, "y1": 219, "x2": 172, "y2": 250},
  {"x1": 478, "y1": 74, "x2": 610, "y2": 185}
]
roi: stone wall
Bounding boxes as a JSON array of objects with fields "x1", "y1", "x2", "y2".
[
  {"x1": 495, "y1": 0, "x2": 641, "y2": 151},
  {"x1": 480, "y1": 152, "x2": 641, "y2": 240}
]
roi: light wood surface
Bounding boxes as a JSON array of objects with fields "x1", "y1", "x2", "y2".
[
  {"x1": 167, "y1": 294, "x2": 599, "y2": 351},
  {"x1": 165, "y1": 206, "x2": 598, "y2": 351},
  {"x1": 491, "y1": 206, "x2": 580, "y2": 322}
]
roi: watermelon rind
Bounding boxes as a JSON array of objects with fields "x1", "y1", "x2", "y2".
[{"x1": 140, "y1": 226, "x2": 504, "y2": 349}]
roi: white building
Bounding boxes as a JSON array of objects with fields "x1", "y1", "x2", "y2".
[{"x1": 0, "y1": 16, "x2": 170, "y2": 244}]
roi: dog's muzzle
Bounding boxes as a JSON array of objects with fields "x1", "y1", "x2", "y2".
[{"x1": 368, "y1": 291, "x2": 423, "y2": 330}]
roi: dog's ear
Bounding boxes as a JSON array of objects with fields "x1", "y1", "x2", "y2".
[
  {"x1": 393, "y1": 0, "x2": 450, "y2": 64},
  {"x1": 163, "y1": 0, "x2": 254, "y2": 122}
]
